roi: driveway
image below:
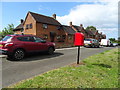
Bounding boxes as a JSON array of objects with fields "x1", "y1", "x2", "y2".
[{"x1": 1, "y1": 47, "x2": 115, "y2": 87}]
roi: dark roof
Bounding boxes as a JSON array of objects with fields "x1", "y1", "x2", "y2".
[
  {"x1": 29, "y1": 12, "x2": 61, "y2": 26},
  {"x1": 102, "y1": 34, "x2": 106, "y2": 38},
  {"x1": 73, "y1": 25, "x2": 83, "y2": 32},
  {"x1": 13, "y1": 23, "x2": 23, "y2": 31},
  {"x1": 62, "y1": 25, "x2": 76, "y2": 34},
  {"x1": 85, "y1": 29, "x2": 94, "y2": 36}
]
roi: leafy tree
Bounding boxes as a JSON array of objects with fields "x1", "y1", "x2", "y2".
[
  {"x1": 0, "y1": 24, "x2": 14, "y2": 38},
  {"x1": 109, "y1": 38, "x2": 116, "y2": 42},
  {"x1": 86, "y1": 26, "x2": 96, "y2": 31}
]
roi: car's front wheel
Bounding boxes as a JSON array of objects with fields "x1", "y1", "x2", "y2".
[
  {"x1": 92, "y1": 44, "x2": 95, "y2": 48},
  {"x1": 13, "y1": 49, "x2": 25, "y2": 60},
  {"x1": 47, "y1": 47, "x2": 54, "y2": 55}
]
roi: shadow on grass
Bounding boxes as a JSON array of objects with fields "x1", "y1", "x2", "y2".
[{"x1": 92, "y1": 63, "x2": 112, "y2": 68}]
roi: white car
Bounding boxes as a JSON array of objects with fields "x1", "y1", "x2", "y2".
[
  {"x1": 112, "y1": 43, "x2": 118, "y2": 47},
  {"x1": 84, "y1": 38, "x2": 100, "y2": 48}
]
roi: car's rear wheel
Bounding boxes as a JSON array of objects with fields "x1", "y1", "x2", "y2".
[
  {"x1": 48, "y1": 47, "x2": 54, "y2": 55},
  {"x1": 97, "y1": 45, "x2": 99, "y2": 48},
  {"x1": 13, "y1": 49, "x2": 25, "y2": 60}
]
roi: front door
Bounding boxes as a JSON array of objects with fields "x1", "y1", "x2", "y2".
[{"x1": 50, "y1": 32, "x2": 56, "y2": 42}]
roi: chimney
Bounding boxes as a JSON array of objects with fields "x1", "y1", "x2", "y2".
[
  {"x1": 80, "y1": 24, "x2": 83, "y2": 27},
  {"x1": 80, "y1": 24, "x2": 84, "y2": 31},
  {"x1": 52, "y1": 14, "x2": 56, "y2": 19},
  {"x1": 69, "y1": 22, "x2": 72, "y2": 26},
  {"x1": 21, "y1": 19, "x2": 24, "y2": 24}
]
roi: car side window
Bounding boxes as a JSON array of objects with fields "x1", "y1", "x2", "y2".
[
  {"x1": 33, "y1": 37, "x2": 43, "y2": 42},
  {"x1": 17, "y1": 36, "x2": 35, "y2": 42},
  {"x1": 29, "y1": 37, "x2": 35, "y2": 42}
]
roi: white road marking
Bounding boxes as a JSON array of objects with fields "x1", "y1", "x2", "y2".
[{"x1": 0, "y1": 55, "x2": 7, "y2": 58}]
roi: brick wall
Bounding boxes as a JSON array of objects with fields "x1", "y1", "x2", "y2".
[
  {"x1": 24, "y1": 13, "x2": 36, "y2": 35},
  {"x1": 36, "y1": 23, "x2": 68, "y2": 44}
]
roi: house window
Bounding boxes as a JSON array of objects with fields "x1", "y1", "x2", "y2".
[
  {"x1": 43, "y1": 34, "x2": 48, "y2": 39},
  {"x1": 30, "y1": 23, "x2": 32, "y2": 29},
  {"x1": 43, "y1": 24, "x2": 48, "y2": 29},
  {"x1": 62, "y1": 35, "x2": 66, "y2": 39},
  {"x1": 68, "y1": 35, "x2": 72, "y2": 40},
  {"x1": 56, "y1": 35, "x2": 61, "y2": 40},
  {"x1": 26, "y1": 24, "x2": 29, "y2": 29},
  {"x1": 57, "y1": 26, "x2": 61, "y2": 30}
]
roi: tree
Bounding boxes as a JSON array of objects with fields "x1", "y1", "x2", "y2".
[
  {"x1": 0, "y1": 24, "x2": 14, "y2": 38},
  {"x1": 109, "y1": 38, "x2": 116, "y2": 42},
  {"x1": 86, "y1": 26, "x2": 96, "y2": 31}
]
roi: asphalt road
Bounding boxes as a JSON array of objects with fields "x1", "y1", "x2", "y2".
[{"x1": 1, "y1": 46, "x2": 115, "y2": 88}]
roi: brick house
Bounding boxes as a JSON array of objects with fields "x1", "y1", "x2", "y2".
[
  {"x1": 13, "y1": 11, "x2": 106, "y2": 48},
  {"x1": 13, "y1": 19, "x2": 24, "y2": 34},
  {"x1": 69, "y1": 22, "x2": 106, "y2": 41},
  {"x1": 70, "y1": 22, "x2": 95, "y2": 39},
  {"x1": 69, "y1": 22, "x2": 88, "y2": 38},
  {"x1": 13, "y1": 11, "x2": 75, "y2": 48},
  {"x1": 90, "y1": 29, "x2": 99, "y2": 40},
  {"x1": 102, "y1": 34, "x2": 106, "y2": 39}
]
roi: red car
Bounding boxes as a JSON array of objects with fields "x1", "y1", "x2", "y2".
[{"x1": 0, "y1": 34, "x2": 55, "y2": 60}]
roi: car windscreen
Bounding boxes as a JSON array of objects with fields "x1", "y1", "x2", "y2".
[{"x1": 1, "y1": 36, "x2": 12, "y2": 41}]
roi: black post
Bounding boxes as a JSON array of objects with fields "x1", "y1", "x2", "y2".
[{"x1": 77, "y1": 46, "x2": 80, "y2": 64}]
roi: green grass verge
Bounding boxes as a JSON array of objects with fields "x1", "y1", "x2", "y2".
[{"x1": 9, "y1": 48, "x2": 118, "y2": 88}]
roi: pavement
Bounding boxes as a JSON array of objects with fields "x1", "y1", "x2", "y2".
[
  {"x1": 0, "y1": 55, "x2": 7, "y2": 58},
  {"x1": 1, "y1": 46, "x2": 115, "y2": 88}
]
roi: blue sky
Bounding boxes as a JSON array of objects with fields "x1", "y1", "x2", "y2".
[
  {"x1": 2, "y1": 2, "x2": 86, "y2": 29},
  {"x1": 1, "y1": 1, "x2": 118, "y2": 39}
]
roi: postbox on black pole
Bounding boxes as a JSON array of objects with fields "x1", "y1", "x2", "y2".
[{"x1": 74, "y1": 32, "x2": 84, "y2": 64}]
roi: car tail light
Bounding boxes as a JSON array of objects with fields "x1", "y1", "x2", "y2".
[
  {"x1": 90, "y1": 41, "x2": 92, "y2": 43},
  {"x1": 0, "y1": 44, "x2": 3, "y2": 48},
  {"x1": 4, "y1": 43, "x2": 14, "y2": 47}
]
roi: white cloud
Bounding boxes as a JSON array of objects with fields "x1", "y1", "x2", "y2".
[{"x1": 56, "y1": 0, "x2": 118, "y2": 39}]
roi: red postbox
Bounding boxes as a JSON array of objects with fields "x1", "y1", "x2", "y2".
[{"x1": 74, "y1": 32, "x2": 84, "y2": 46}]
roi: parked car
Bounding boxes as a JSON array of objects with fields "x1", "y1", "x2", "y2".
[
  {"x1": 0, "y1": 34, "x2": 55, "y2": 60},
  {"x1": 84, "y1": 38, "x2": 100, "y2": 48},
  {"x1": 100, "y1": 39, "x2": 111, "y2": 47},
  {"x1": 112, "y1": 43, "x2": 118, "y2": 47}
]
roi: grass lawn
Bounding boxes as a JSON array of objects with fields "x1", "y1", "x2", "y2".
[{"x1": 9, "y1": 48, "x2": 118, "y2": 88}]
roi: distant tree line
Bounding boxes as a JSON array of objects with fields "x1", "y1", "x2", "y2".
[
  {"x1": 109, "y1": 37, "x2": 120, "y2": 45},
  {"x1": 86, "y1": 26, "x2": 96, "y2": 31}
]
